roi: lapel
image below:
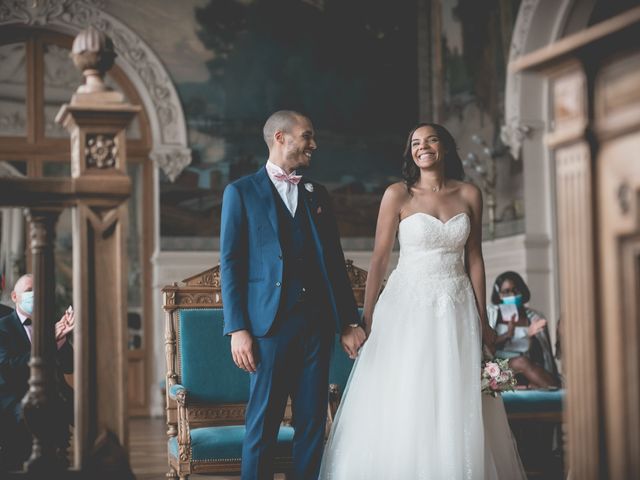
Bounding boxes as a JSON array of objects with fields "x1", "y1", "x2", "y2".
[
  {"x1": 299, "y1": 180, "x2": 324, "y2": 257},
  {"x1": 9, "y1": 311, "x2": 31, "y2": 351},
  {"x1": 252, "y1": 166, "x2": 280, "y2": 238}
]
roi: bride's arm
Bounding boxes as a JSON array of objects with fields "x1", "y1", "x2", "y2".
[
  {"x1": 363, "y1": 183, "x2": 404, "y2": 333},
  {"x1": 463, "y1": 184, "x2": 496, "y2": 353}
]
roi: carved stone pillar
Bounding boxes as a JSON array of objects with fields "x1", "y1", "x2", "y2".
[
  {"x1": 55, "y1": 26, "x2": 140, "y2": 470},
  {"x1": 20, "y1": 207, "x2": 66, "y2": 473}
]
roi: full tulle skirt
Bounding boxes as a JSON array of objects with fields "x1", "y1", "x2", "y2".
[{"x1": 319, "y1": 264, "x2": 526, "y2": 480}]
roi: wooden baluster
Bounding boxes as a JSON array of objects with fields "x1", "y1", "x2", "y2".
[{"x1": 21, "y1": 207, "x2": 67, "y2": 473}]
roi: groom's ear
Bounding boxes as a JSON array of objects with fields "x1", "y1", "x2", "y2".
[{"x1": 274, "y1": 130, "x2": 285, "y2": 145}]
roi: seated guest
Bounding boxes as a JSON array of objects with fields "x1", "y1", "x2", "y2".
[
  {"x1": 487, "y1": 271, "x2": 560, "y2": 389},
  {"x1": 0, "y1": 274, "x2": 74, "y2": 471}
]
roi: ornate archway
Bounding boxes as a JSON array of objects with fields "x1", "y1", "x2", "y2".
[
  {"x1": 0, "y1": 0, "x2": 192, "y2": 180},
  {"x1": 1, "y1": 0, "x2": 195, "y2": 416}
]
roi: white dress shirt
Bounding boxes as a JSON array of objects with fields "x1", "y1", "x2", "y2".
[
  {"x1": 16, "y1": 308, "x2": 67, "y2": 349},
  {"x1": 265, "y1": 161, "x2": 298, "y2": 216}
]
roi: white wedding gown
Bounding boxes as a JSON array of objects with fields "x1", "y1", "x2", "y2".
[{"x1": 320, "y1": 212, "x2": 526, "y2": 479}]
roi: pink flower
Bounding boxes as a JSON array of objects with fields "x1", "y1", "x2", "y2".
[
  {"x1": 489, "y1": 379, "x2": 499, "y2": 390},
  {"x1": 484, "y1": 363, "x2": 500, "y2": 378}
]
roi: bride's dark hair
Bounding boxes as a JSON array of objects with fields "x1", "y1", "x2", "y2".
[{"x1": 401, "y1": 123, "x2": 465, "y2": 191}]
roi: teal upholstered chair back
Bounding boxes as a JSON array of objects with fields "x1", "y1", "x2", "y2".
[
  {"x1": 177, "y1": 308, "x2": 249, "y2": 404},
  {"x1": 163, "y1": 267, "x2": 250, "y2": 433}
]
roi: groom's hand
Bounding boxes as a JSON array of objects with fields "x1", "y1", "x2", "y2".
[
  {"x1": 230, "y1": 330, "x2": 257, "y2": 373},
  {"x1": 341, "y1": 326, "x2": 366, "y2": 359}
]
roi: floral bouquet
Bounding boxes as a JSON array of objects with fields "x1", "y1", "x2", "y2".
[{"x1": 481, "y1": 358, "x2": 517, "y2": 397}]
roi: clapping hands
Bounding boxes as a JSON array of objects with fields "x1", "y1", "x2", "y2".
[
  {"x1": 55, "y1": 305, "x2": 75, "y2": 348},
  {"x1": 528, "y1": 318, "x2": 547, "y2": 337}
]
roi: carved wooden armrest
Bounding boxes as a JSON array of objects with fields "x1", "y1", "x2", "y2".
[
  {"x1": 328, "y1": 384, "x2": 341, "y2": 423},
  {"x1": 325, "y1": 383, "x2": 342, "y2": 439},
  {"x1": 170, "y1": 385, "x2": 192, "y2": 463}
]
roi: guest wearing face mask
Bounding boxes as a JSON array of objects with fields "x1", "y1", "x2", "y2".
[
  {"x1": 487, "y1": 271, "x2": 560, "y2": 389},
  {"x1": 0, "y1": 273, "x2": 74, "y2": 471}
]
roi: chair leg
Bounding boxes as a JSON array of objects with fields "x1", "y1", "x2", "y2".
[{"x1": 166, "y1": 466, "x2": 179, "y2": 478}]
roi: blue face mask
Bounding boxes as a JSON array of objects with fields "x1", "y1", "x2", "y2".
[
  {"x1": 502, "y1": 294, "x2": 523, "y2": 307},
  {"x1": 19, "y1": 291, "x2": 34, "y2": 316}
]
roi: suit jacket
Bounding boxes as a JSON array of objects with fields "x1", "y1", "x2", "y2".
[
  {"x1": 0, "y1": 310, "x2": 73, "y2": 420},
  {"x1": 220, "y1": 166, "x2": 359, "y2": 337},
  {"x1": 0, "y1": 303, "x2": 13, "y2": 318}
]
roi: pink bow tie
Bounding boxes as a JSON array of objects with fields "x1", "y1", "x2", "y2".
[{"x1": 273, "y1": 172, "x2": 302, "y2": 185}]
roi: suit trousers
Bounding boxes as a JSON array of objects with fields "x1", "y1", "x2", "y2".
[{"x1": 241, "y1": 300, "x2": 332, "y2": 480}]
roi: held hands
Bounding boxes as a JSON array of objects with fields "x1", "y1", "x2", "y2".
[
  {"x1": 341, "y1": 325, "x2": 367, "y2": 360},
  {"x1": 528, "y1": 318, "x2": 547, "y2": 337},
  {"x1": 230, "y1": 329, "x2": 257, "y2": 373}
]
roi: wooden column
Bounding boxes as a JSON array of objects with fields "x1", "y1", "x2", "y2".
[
  {"x1": 54, "y1": 25, "x2": 140, "y2": 473},
  {"x1": 21, "y1": 207, "x2": 66, "y2": 473},
  {"x1": 56, "y1": 102, "x2": 139, "y2": 470}
]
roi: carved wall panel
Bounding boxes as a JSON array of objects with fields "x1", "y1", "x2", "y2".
[
  {"x1": 597, "y1": 125, "x2": 640, "y2": 480},
  {"x1": 554, "y1": 140, "x2": 600, "y2": 480}
]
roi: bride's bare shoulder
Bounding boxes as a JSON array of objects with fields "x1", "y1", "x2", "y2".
[
  {"x1": 380, "y1": 182, "x2": 410, "y2": 213},
  {"x1": 452, "y1": 180, "x2": 482, "y2": 214},
  {"x1": 385, "y1": 182, "x2": 410, "y2": 198},
  {"x1": 450, "y1": 180, "x2": 481, "y2": 199}
]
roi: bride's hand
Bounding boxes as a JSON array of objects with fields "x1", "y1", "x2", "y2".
[
  {"x1": 362, "y1": 314, "x2": 372, "y2": 338},
  {"x1": 482, "y1": 326, "x2": 497, "y2": 356}
]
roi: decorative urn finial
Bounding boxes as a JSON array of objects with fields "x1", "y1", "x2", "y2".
[{"x1": 71, "y1": 26, "x2": 117, "y2": 94}]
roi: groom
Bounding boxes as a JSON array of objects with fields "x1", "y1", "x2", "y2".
[{"x1": 220, "y1": 110, "x2": 366, "y2": 479}]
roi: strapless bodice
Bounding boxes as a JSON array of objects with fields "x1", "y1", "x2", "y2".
[{"x1": 396, "y1": 212, "x2": 470, "y2": 278}]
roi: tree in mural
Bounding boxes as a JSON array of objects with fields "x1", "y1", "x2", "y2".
[{"x1": 194, "y1": 0, "x2": 418, "y2": 134}]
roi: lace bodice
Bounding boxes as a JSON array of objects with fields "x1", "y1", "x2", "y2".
[{"x1": 396, "y1": 212, "x2": 470, "y2": 278}]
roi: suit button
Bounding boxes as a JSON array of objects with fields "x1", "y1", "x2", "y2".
[
  {"x1": 278, "y1": 254, "x2": 283, "y2": 259},
  {"x1": 275, "y1": 282, "x2": 281, "y2": 287}
]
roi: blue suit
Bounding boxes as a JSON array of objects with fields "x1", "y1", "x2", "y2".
[{"x1": 220, "y1": 166, "x2": 359, "y2": 479}]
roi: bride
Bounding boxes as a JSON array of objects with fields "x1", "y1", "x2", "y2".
[{"x1": 320, "y1": 123, "x2": 526, "y2": 479}]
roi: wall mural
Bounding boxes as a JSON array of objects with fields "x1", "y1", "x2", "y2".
[
  {"x1": 105, "y1": 0, "x2": 522, "y2": 246},
  {"x1": 156, "y1": 0, "x2": 418, "y2": 246}
]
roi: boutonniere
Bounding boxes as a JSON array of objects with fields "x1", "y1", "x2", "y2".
[{"x1": 303, "y1": 182, "x2": 322, "y2": 215}]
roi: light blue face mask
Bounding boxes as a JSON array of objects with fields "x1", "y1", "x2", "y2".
[
  {"x1": 19, "y1": 291, "x2": 34, "y2": 316},
  {"x1": 501, "y1": 294, "x2": 523, "y2": 307}
]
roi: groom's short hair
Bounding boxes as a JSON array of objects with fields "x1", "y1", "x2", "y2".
[{"x1": 263, "y1": 110, "x2": 304, "y2": 148}]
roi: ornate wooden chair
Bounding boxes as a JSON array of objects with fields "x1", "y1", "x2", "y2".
[{"x1": 162, "y1": 260, "x2": 368, "y2": 479}]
